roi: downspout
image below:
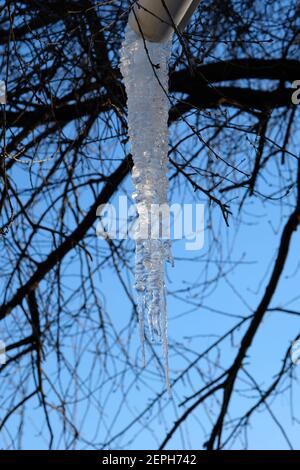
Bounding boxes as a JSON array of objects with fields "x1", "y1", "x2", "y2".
[{"x1": 128, "y1": 0, "x2": 201, "y2": 43}]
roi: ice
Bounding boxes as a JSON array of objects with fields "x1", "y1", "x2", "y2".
[
  {"x1": 120, "y1": 29, "x2": 173, "y2": 388},
  {"x1": 0, "y1": 80, "x2": 6, "y2": 104}
]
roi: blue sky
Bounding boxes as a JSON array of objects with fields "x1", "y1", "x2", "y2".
[
  {"x1": 1, "y1": 0, "x2": 300, "y2": 449},
  {"x1": 3, "y1": 155, "x2": 299, "y2": 450}
]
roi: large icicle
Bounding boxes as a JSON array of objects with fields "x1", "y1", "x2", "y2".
[{"x1": 120, "y1": 29, "x2": 173, "y2": 387}]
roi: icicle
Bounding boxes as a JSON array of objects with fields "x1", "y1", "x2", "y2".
[{"x1": 120, "y1": 29, "x2": 173, "y2": 388}]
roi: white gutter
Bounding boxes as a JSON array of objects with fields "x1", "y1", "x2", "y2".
[{"x1": 128, "y1": 0, "x2": 201, "y2": 43}]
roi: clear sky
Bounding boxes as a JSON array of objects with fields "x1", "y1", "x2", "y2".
[
  {"x1": 4, "y1": 156, "x2": 299, "y2": 450},
  {"x1": 1, "y1": 1, "x2": 300, "y2": 448}
]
